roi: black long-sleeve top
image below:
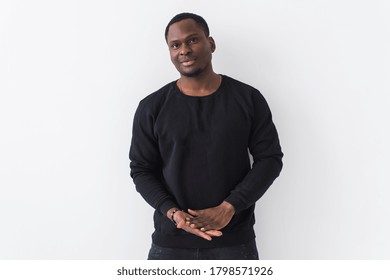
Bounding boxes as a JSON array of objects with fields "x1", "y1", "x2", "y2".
[{"x1": 130, "y1": 75, "x2": 283, "y2": 248}]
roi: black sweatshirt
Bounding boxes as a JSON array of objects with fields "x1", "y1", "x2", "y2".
[{"x1": 130, "y1": 75, "x2": 283, "y2": 248}]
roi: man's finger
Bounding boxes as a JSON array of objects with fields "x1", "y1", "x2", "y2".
[
  {"x1": 190, "y1": 223, "x2": 207, "y2": 229},
  {"x1": 205, "y1": 230, "x2": 223, "y2": 237},
  {"x1": 201, "y1": 224, "x2": 218, "y2": 231},
  {"x1": 187, "y1": 216, "x2": 208, "y2": 224},
  {"x1": 188, "y1": 209, "x2": 201, "y2": 216},
  {"x1": 187, "y1": 227, "x2": 212, "y2": 241}
]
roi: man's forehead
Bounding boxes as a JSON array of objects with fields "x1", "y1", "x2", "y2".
[{"x1": 167, "y1": 19, "x2": 205, "y2": 41}]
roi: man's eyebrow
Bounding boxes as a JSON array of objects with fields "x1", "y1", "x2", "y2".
[{"x1": 168, "y1": 33, "x2": 200, "y2": 44}]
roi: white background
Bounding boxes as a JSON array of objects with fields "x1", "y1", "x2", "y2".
[{"x1": 1, "y1": 0, "x2": 389, "y2": 259}]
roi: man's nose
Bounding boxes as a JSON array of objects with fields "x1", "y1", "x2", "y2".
[{"x1": 180, "y1": 43, "x2": 192, "y2": 55}]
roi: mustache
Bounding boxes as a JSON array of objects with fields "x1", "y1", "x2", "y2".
[{"x1": 179, "y1": 56, "x2": 196, "y2": 63}]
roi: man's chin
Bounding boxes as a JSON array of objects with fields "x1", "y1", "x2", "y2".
[{"x1": 179, "y1": 68, "x2": 204, "y2": 78}]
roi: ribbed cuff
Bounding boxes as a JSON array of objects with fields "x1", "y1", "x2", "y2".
[
  {"x1": 158, "y1": 200, "x2": 180, "y2": 217},
  {"x1": 224, "y1": 195, "x2": 246, "y2": 214}
]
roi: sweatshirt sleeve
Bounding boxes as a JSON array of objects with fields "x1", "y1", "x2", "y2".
[
  {"x1": 225, "y1": 91, "x2": 283, "y2": 213},
  {"x1": 129, "y1": 100, "x2": 179, "y2": 216}
]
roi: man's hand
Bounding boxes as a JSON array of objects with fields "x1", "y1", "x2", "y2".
[
  {"x1": 167, "y1": 208, "x2": 223, "y2": 241},
  {"x1": 186, "y1": 201, "x2": 235, "y2": 231}
]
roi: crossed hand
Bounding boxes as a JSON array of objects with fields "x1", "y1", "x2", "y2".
[{"x1": 169, "y1": 201, "x2": 235, "y2": 241}]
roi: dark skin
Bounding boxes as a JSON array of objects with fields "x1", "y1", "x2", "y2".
[{"x1": 165, "y1": 19, "x2": 236, "y2": 240}]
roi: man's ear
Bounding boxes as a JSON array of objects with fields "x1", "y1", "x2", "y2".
[{"x1": 208, "y1": 37, "x2": 216, "y2": 53}]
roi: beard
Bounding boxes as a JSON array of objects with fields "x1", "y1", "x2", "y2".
[
  {"x1": 179, "y1": 68, "x2": 204, "y2": 77},
  {"x1": 176, "y1": 62, "x2": 207, "y2": 78}
]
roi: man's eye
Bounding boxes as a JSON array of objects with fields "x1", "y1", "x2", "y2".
[
  {"x1": 171, "y1": 43, "x2": 180, "y2": 49},
  {"x1": 188, "y1": 38, "x2": 198, "y2": 44}
]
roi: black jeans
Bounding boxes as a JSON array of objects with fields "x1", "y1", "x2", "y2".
[{"x1": 147, "y1": 239, "x2": 259, "y2": 260}]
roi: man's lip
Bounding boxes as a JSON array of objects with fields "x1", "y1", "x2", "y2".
[
  {"x1": 180, "y1": 59, "x2": 196, "y2": 66},
  {"x1": 180, "y1": 57, "x2": 196, "y2": 63}
]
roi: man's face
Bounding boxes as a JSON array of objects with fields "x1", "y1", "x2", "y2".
[{"x1": 166, "y1": 19, "x2": 215, "y2": 77}]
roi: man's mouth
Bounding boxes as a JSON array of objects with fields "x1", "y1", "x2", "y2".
[{"x1": 181, "y1": 59, "x2": 196, "y2": 67}]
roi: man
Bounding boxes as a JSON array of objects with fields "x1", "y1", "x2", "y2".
[{"x1": 129, "y1": 12, "x2": 283, "y2": 260}]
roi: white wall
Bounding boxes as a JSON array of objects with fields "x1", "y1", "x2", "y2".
[{"x1": 1, "y1": 0, "x2": 389, "y2": 259}]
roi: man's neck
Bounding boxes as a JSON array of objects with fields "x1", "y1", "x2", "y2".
[{"x1": 178, "y1": 71, "x2": 221, "y2": 97}]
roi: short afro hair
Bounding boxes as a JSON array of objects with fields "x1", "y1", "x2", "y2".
[{"x1": 165, "y1": 12, "x2": 210, "y2": 41}]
